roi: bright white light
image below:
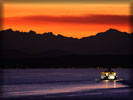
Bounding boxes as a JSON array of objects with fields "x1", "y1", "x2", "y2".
[{"x1": 108, "y1": 75, "x2": 115, "y2": 79}]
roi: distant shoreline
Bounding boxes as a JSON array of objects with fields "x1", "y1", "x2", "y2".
[{"x1": 1, "y1": 55, "x2": 132, "y2": 68}]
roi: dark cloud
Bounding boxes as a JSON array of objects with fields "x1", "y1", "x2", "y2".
[
  {"x1": 4, "y1": 0, "x2": 130, "y2": 3},
  {"x1": 17, "y1": 15, "x2": 130, "y2": 25}
]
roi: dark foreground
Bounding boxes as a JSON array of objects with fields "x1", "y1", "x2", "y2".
[{"x1": 1, "y1": 55, "x2": 132, "y2": 68}]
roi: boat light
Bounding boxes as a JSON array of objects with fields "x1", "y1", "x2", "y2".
[{"x1": 108, "y1": 75, "x2": 115, "y2": 80}]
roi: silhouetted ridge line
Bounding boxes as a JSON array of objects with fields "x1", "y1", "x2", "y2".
[
  {"x1": 0, "y1": 28, "x2": 132, "y2": 58},
  {"x1": 106, "y1": 28, "x2": 120, "y2": 32},
  {"x1": 1, "y1": 28, "x2": 130, "y2": 39}
]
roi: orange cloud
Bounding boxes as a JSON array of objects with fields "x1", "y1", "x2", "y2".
[{"x1": 9, "y1": 15, "x2": 129, "y2": 25}]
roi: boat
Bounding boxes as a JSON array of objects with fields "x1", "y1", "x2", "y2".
[{"x1": 101, "y1": 68, "x2": 117, "y2": 80}]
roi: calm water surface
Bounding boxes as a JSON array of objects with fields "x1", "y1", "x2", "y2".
[{"x1": 1, "y1": 69, "x2": 132, "y2": 98}]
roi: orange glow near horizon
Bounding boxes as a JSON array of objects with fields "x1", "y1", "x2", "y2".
[{"x1": 2, "y1": 3, "x2": 130, "y2": 38}]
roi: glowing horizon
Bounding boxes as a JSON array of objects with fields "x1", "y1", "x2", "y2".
[{"x1": 2, "y1": 2, "x2": 131, "y2": 38}]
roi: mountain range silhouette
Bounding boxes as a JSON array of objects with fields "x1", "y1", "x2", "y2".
[
  {"x1": 0, "y1": 28, "x2": 132, "y2": 68},
  {"x1": 0, "y1": 28, "x2": 132, "y2": 59}
]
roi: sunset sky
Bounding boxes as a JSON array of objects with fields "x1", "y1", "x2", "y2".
[{"x1": 2, "y1": 0, "x2": 131, "y2": 38}]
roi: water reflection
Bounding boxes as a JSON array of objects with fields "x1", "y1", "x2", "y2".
[
  {"x1": 114, "y1": 81, "x2": 116, "y2": 88},
  {"x1": 3, "y1": 81, "x2": 128, "y2": 97},
  {"x1": 104, "y1": 80, "x2": 117, "y2": 88}
]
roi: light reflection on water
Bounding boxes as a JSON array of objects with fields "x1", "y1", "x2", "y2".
[
  {"x1": 2, "y1": 69, "x2": 131, "y2": 97},
  {"x1": 3, "y1": 80, "x2": 128, "y2": 97},
  {"x1": 104, "y1": 80, "x2": 117, "y2": 88}
]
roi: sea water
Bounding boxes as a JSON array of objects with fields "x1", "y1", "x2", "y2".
[{"x1": 1, "y1": 69, "x2": 132, "y2": 98}]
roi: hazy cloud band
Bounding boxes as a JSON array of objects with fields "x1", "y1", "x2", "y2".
[{"x1": 10, "y1": 15, "x2": 130, "y2": 25}]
